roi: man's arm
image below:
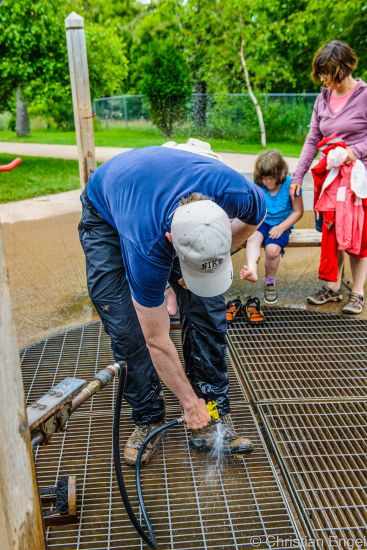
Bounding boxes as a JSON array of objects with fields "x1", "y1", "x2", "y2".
[{"x1": 133, "y1": 298, "x2": 209, "y2": 430}]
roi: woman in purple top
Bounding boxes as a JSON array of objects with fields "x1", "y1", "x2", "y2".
[{"x1": 292, "y1": 40, "x2": 367, "y2": 314}]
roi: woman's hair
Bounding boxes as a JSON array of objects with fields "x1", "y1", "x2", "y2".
[
  {"x1": 254, "y1": 150, "x2": 288, "y2": 187},
  {"x1": 312, "y1": 40, "x2": 358, "y2": 84}
]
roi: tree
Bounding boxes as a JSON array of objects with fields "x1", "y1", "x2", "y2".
[
  {"x1": 183, "y1": 0, "x2": 222, "y2": 129},
  {"x1": 239, "y1": 37, "x2": 266, "y2": 146},
  {"x1": 139, "y1": 39, "x2": 191, "y2": 136},
  {"x1": 0, "y1": 0, "x2": 63, "y2": 134},
  {"x1": 0, "y1": 0, "x2": 128, "y2": 131},
  {"x1": 130, "y1": 0, "x2": 191, "y2": 136}
]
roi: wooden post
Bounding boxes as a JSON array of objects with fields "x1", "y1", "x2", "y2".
[
  {"x1": 0, "y1": 229, "x2": 45, "y2": 550},
  {"x1": 65, "y1": 12, "x2": 96, "y2": 187}
]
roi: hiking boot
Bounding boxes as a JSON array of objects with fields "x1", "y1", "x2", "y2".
[
  {"x1": 190, "y1": 415, "x2": 254, "y2": 455},
  {"x1": 264, "y1": 282, "x2": 278, "y2": 305},
  {"x1": 307, "y1": 285, "x2": 343, "y2": 305},
  {"x1": 124, "y1": 421, "x2": 164, "y2": 466},
  {"x1": 342, "y1": 292, "x2": 365, "y2": 315}
]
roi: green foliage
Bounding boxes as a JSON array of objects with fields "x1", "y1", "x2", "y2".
[
  {"x1": 1, "y1": 0, "x2": 367, "y2": 138},
  {"x1": 139, "y1": 40, "x2": 191, "y2": 136},
  {"x1": 0, "y1": 0, "x2": 63, "y2": 106},
  {"x1": 0, "y1": 0, "x2": 128, "y2": 129},
  {"x1": 193, "y1": 94, "x2": 313, "y2": 143},
  {"x1": 131, "y1": 0, "x2": 191, "y2": 136}
]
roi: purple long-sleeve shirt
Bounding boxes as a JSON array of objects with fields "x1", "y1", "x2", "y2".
[{"x1": 292, "y1": 80, "x2": 367, "y2": 184}]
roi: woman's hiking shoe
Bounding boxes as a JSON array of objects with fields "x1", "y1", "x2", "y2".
[
  {"x1": 124, "y1": 421, "x2": 164, "y2": 466},
  {"x1": 264, "y1": 282, "x2": 278, "y2": 304},
  {"x1": 342, "y1": 292, "x2": 365, "y2": 315},
  {"x1": 307, "y1": 285, "x2": 343, "y2": 305},
  {"x1": 190, "y1": 415, "x2": 254, "y2": 455}
]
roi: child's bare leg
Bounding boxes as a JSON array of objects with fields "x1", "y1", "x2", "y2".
[
  {"x1": 264, "y1": 244, "x2": 281, "y2": 278},
  {"x1": 165, "y1": 285, "x2": 178, "y2": 316},
  {"x1": 240, "y1": 231, "x2": 263, "y2": 282}
]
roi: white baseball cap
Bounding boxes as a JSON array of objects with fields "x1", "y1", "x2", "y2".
[{"x1": 171, "y1": 200, "x2": 233, "y2": 297}]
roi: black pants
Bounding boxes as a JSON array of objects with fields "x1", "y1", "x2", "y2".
[{"x1": 78, "y1": 192, "x2": 230, "y2": 424}]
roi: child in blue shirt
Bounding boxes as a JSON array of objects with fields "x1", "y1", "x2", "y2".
[{"x1": 240, "y1": 150, "x2": 303, "y2": 304}]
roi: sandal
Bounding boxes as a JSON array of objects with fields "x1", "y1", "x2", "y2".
[
  {"x1": 226, "y1": 299, "x2": 242, "y2": 323},
  {"x1": 243, "y1": 297, "x2": 265, "y2": 325}
]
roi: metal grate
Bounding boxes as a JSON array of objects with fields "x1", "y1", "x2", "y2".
[
  {"x1": 259, "y1": 401, "x2": 367, "y2": 548},
  {"x1": 21, "y1": 322, "x2": 247, "y2": 411},
  {"x1": 21, "y1": 322, "x2": 303, "y2": 550},
  {"x1": 228, "y1": 308, "x2": 367, "y2": 403}
]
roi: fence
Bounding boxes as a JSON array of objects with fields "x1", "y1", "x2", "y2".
[{"x1": 94, "y1": 92, "x2": 318, "y2": 142}]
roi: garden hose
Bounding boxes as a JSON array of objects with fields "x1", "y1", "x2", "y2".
[
  {"x1": 134, "y1": 401, "x2": 220, "y2": 547},
  {"x1": 113, "y1": 364, "x2": 158, "y2": 549},
  {"x1": 113, "y1": 363, "x2": 219, "y2": 549},
  {"x1": 135, "y1": 417, "x2": 184, "y2": 546}
]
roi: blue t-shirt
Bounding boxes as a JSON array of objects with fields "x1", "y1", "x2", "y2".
[
  {"x1": 261, "y1": 175, "x2": 293, "y2": 226},
  {"x1": 87, "y1": 146, "x2": 265, "y2": 307}
]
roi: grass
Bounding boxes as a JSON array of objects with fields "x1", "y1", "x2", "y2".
[
  {"x1": 0, "y1": 154, "x2": 80, "y2": 203},
  {"x1": 0, "y1": 125, "x2": 303, "y2": 203},
  {"x1": 0, "y1": 126, "x2": 303, "y2": 157}
]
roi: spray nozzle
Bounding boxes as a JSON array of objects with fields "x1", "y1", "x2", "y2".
[{"x1": 206, "y1": 400, "x2": 220, "y2": 422}]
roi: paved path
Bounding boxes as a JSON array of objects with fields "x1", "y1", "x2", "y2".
[
  {"x1": 0, "y1": 140, "x2": 301, "y2": 172},
  {"x1": 0, "y1": 141, "x2": 313, "y2": 223}
]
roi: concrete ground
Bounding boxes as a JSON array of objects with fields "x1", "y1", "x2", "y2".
[{"x1": 0, "y1": 144, "x2": 365, "y2": 348}]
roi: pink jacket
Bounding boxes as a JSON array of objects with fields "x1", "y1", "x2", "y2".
[{"x1": 316, "y1": 161, "x2": 364, "y2": 255}]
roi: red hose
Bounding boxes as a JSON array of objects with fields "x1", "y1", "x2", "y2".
[{"x1": 0, "y1": 158, "x2": 22, "y2": 172}]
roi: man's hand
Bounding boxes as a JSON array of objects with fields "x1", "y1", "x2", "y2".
[
  {"x1": 269, "y1": 225, "x2": 284, "y2": 239},
  {"x1": 183, "y1": 397, "x2": 210, "y2": 430}
]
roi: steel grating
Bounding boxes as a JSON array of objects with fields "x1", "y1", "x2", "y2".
[
  {"x1": 227, "y1": 307, "x2": 367, "y2": 403},
  {"x1": 259, "y1": 401, "x2": 367, "y2": 548},
  {"x1": 21, "y1": 322, "x2": 248, "y2": 411},
  {"x1": 21, "y1": 321, "x2": 303, "y2": 550}
]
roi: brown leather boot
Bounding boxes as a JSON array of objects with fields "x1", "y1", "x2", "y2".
[
  {"x1": 190, "y1": 415, "x2": 254, "y2": 455},
  {"x1": 123, "y1": 421, "x2": 164, "y2": 466}
]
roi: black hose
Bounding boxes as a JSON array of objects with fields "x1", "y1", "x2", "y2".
[
  {"x1": 135, "y1": 418, "x2": 183, "y2": 538},
  {"x1": 113, "y1": 364, "x2": 157, "y2": 549},
  {"x1": 113, "y1": 363, "x2": 184, "y2": 549}
]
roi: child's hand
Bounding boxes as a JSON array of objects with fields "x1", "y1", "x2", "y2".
[
  {"x1": 269, "y1": 226, "x2": 284, "y2": 239},
  {"x1": 240, "y1": 265, "x2": 258, "y2": 283}
]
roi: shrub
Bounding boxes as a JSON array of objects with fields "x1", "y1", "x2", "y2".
[{"x1": 139, "y1": 40, "x2": 192, "y2": 137}]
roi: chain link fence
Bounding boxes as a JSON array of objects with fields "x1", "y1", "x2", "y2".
[{"x1": 94, "y1": 93, "x2": 317, "y2": 142}]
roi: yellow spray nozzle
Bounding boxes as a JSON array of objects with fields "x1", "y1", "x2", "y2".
[{"x1": 207, "y1": 400, "x2": 220, "y2": 422}]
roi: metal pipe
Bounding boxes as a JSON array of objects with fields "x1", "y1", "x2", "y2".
[
  {"x1": 71, "y1": 362, "x2": 121, "y2": 411},
  {"x1": 31, "y1": 363, "x2": 121, "y2": 448}
]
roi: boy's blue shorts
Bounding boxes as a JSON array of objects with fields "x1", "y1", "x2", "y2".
[{"x1": 257, "y1": 221, "x2": 292, "y2": 254}]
